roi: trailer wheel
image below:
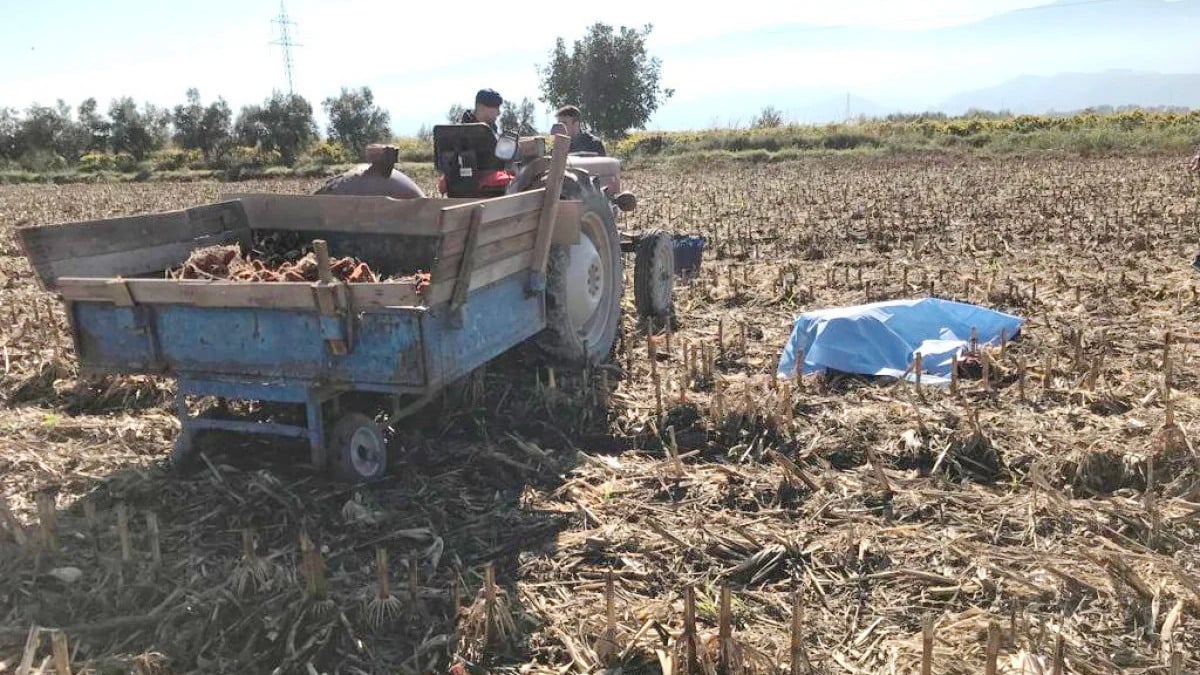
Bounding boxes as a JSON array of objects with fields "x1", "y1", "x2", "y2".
[
  {"x1": 536, "y1": 181, "x2": 623, "y2": 365},
  {"x1": 634, "y1": 229, "x2": 675, "y2": 321},
  {"x1": 329, "y1": 413, "x2": 388, "y2": 483}
]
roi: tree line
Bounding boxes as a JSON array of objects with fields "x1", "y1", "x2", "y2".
[
  {"x1": 1, "y1": 22, "x2": 676, "y2": 175},
  {"x1": 0, "y1": 87, "x2": 396, "y2": 172}
]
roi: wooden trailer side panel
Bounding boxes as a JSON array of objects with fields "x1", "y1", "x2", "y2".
[{"x1": 17, "y1": 201, "x2": 251, "y2": 290}]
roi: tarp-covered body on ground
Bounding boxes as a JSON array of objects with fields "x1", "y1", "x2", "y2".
[{"x1": 776, "y1": 297, "x2": 1024, "y2": 385}]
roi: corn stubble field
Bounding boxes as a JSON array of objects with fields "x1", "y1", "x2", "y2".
[{"x1": 1, "y1": 155, "x2": 1199, "y2": 675}]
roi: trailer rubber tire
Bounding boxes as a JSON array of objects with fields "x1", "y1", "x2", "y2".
[
  {"x1": 633, "y1": 229, "x2": 675, "y2": 321},
  {"x1": 328, "y1": 413, "x2": 388, "y2": 483},
  {"x1": 535, "y1": 182, "x2": 623, "y2": 366}
]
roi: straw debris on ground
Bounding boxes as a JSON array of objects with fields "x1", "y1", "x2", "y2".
[{"x1": 0, "y1": 159, "x2": 1198, "y2": 674}]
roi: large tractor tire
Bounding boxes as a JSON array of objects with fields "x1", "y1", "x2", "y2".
[
  {"x1": 314, "y1": 146, "x2": 425, "y2": 199},
  {"x1": 535, "y1": 178, "x2": 623, "y2": 366},
  {"x1": 633, "y1": 229, "x2": 675, "y2": 321},
  {"x1": 314, "y1": 166, "x2": 425, "y2": 199}
]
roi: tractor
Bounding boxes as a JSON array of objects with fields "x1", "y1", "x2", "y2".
[{"x1": 315, "y1": 123, "x2": 677, "y2": 366}]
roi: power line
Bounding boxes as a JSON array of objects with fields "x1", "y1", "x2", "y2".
[{"x1": 270, "y1": 1, "x2": 302, "y2": 94}]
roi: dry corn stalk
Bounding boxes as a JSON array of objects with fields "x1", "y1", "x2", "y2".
[
  {"x1": 696, "y1": 586, "x2": 774, "y2": 675},
  {"x1": 300, "y1": 532, "x2": 334, "y2": 617},
  {"x1": 790, "y1": 591, "x2": 813, "y2": 675},
  {"x1": 362, "y1": 547, "x2": 401, "y2": 630},
  {"x1": 672, "y1": 587, "x2": 699, "y2": 675},
  {"x1": 145, "y1": 512, "x2": 161, "y2": 567},
  {"x1": 0, "y1": 499, "x2": 29, "y2": 548},
  {"x1": 116, "y1": 503, "x2": 132, "y2": 563},
  {"x1": 593, "y1": 571, "x2": 620, "y2": 665},
  {"x1": 51, "y1": 630, "x2": 71, "y2": 675},
  {"x1": 458, "y1": 563, "x2": 518, "y2": 661},
  {"x1": 231, "y1": 528, "x2": 274, "y2": 596},
  {"x1": 36, "y1": 491, "x2": 58, "y2": 554},
  {"x1": 407, "y1": 555, "x2": 426, "y2": 620}
]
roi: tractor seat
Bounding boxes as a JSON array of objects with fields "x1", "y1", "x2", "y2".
[{"x1": 433, "y1": 123, "x2": 511, "y2": 198}]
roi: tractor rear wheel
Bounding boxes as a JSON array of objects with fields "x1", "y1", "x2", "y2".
[
  {"x1": 634, "y1": 229, "x2": 675, "y2": 321},
  {"x1": 535, "y1": 179, "x2": 623, "y2": 365}
]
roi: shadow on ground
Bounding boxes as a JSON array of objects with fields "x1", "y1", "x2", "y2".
[{"x1": 0, "y1": 345, "x2": 618, "y2": 674}]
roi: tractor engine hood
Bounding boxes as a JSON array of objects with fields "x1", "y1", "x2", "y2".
[{"x1": 566, "y1": 155, "x2": 621, "y2": 194}]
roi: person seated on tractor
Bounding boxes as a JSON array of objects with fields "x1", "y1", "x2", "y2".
[
  {"x1": 555, "y1": 105, "x2": 606, "y2": 155},
  {"x1": 461, "y1": 88, "x2": 503, "y2": 133},
  {"x1": 435, "y1": 90, "x2": 514, "y2": 196}
]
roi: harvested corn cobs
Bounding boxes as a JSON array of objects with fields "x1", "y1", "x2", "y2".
[{"x1": 168, "y1": 244, "x2": 427, "y2": 287}]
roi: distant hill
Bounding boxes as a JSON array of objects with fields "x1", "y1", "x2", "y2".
[
  {"x1": 784, "y1": 95, "x2": 896, "y2": 124},
  {"x1": 647, "y1": 0, "x2": 1200, "y2": 129},
  {"x1": 938, "y1": 70, "x2": 1200, "y2": 115}
]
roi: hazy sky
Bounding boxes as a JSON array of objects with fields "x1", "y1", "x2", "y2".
[{"x1": 0, "y1": 0, "x2": 1162, "y2": 133}]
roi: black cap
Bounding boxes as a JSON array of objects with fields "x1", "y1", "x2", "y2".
[{"x1": 475, "y1": 88, "x2": 502, "y2": 108}]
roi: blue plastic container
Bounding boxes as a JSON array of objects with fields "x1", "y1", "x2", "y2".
[{"x1": 673, "y1": 235, "x2": 706, "y2": 278}]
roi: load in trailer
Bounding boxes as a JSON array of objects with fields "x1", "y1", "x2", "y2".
[{"x1": 16, "y1": 133, "x2": 676, "y2": 482}]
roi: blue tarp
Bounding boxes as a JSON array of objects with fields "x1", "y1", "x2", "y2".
[{"x1": 776, "y1": 298, "x2": 1024, "y2": 385}]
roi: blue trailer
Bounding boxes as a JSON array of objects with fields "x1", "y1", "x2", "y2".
[{"x1": 15, "y1": 134, "x2": 670, "y2": 482}]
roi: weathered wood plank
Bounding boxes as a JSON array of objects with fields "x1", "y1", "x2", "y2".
[
  {"x1": 531, "y1": 135, "x2": 572, "y2": 275},
  {"x1": 425, "y1": 250, "x2": 533, "y2": 307},
  {"x1": 439, "y1": 211, "x2": 539, "y2": 258},
  {"x1": 32, "y1": 231, "x2": 246, "y2": 288},
  {"x1": 431, "y1": 230, "x2": 538, "y2": 286},
  {"x1": 56, "y1": 278, "x2": 424, "y2": 310},
  {"x1": 17, "y1": 202, "x2": 250, "y2": 289},
  {"x1": 450, "y1": 207, "x2": 484, "y2": 311},
  {"x1": 18, "y1": 201, "x2": 246, "y2": 263},
  {"x1": 439, "y1": 202, "x2": 580, "y2": 257},
  {"x1": 221, "y1": 192, "x2": 579, "y2": 240},
  {"x1": 224, "y1": 194, "x2": 469, "y2": 236},
  {"x1": 438, "y1": 189, "x2": 546, "y2": 231},
  {"x1": 349, "y1": 282, "x2": 425, "y2": 309}
]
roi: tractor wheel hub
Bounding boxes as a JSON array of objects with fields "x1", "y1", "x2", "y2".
[{"x1": 565, "y1": 233, "x2": 603, "y2": 331}]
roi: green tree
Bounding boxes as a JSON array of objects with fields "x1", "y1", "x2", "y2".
[
  {"x1": 500, "y1": 97, "x2": 539, "y2": 135},
  {"x1": 172, "y1": 89, "x2": 205, "y2": 152},
  {"x1": 322, "y1": 86, "x2": 391, "y2": 158},
  {"x1": 199, "y1": 98, "x2": 233, "y2": 159},
  {"x1": 752, "y1": 105, "x2": 783, "y2": 128},
  {"x1": 0, "y1": 108, "x2": 24, "y2": 160},
  {"x1": 536, "y1": 23, "x2": 673, "y2": 139},
  {"x1": 173, "y1": 88, "x2": 232, "y2": 159},
  {"x1": 447, "y1": 104, "x2": 467, "y2": 123},
  {"x1": 234, "y1": 92, "x2": 317, "y2": 164},
  {"x1": 108, "y1": 97, "x2": 170, "y2": 160},
  {"x1": 20, "y1": 101, "x2": 84, "y2": 162},
  {"x1": 77, "y1": 98, "x2": 111, "y2": 153}
]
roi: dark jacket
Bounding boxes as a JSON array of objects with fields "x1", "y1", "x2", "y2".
[
  {"x1": 569, "y1": 130, "x2": 606, "y2": 155},
  {"x1": 460, "y1": 110, "x2": 497, "y2": 133}
]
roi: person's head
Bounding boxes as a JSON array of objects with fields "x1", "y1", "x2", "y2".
[
  {"x1": 474, "y1": 88, "x2": 503, "y2": 124},
  {"x1": 555, "y1": 105, "x2": 583, "y2": 135}
]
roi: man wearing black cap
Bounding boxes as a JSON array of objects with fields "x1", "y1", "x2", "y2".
[{"x1": 461, "y1": 88, "x2": 503, "y2": 133}]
